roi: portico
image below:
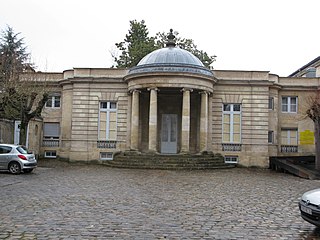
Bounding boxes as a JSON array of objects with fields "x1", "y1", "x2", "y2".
[
  {"x1": 123, "y1": 30, "x2": 216, "y2": 155},
  {"x1": 128, "y1": 86, "x2": 213, "y2": 154}
]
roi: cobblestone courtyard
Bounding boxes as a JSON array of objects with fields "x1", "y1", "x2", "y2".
[{"x1": 1, "y1": 160, "x2": 320, "y2": 239}]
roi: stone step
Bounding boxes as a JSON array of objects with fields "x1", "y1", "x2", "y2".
[
  {"x1": 111, "y1": 157, "x2": 224, "y2": 164},
  {"x1": 101, "y1": 151, "x2": 236, "y2": 170},
  {"x1": 102, "y1": 163, "x2": 235, "y2": 170}
]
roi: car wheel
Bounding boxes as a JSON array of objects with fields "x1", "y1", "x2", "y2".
[
  {"x1": 24, "y1": 169, "x2": 33, "y2": 173},
  {"x1": 9, "y1": 162, "x2": 21, "y2": 174}
]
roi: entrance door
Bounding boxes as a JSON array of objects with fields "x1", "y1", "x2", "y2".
[
  {"x1": 161, "y1": 114, "x2": 177, "y2": 154},
  {"x1": 14, "y1": 120, "x2": 21, "y2": 145}
]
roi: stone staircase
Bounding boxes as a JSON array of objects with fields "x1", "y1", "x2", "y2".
[{"x1": 101, "y1": 151, "x2": 236, "y2": 170}]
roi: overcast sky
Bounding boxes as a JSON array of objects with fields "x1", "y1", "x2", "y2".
[{"x1": 1, "y1": 0, "x2": 319, "y2": 77}]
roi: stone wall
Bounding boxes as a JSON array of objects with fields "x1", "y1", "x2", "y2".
[
  {"x1": 34, "y1": 68, "x2": 319, "y2": 168},
  {"x1": 66, "y1": 81, "x2": 128, "y2": 162},
  {"x1": 212, "y1": 83, "x2": 270, "y2": 167},
  {"x1": 0, "y1": 119, "x2": 14, "y2": 144}
]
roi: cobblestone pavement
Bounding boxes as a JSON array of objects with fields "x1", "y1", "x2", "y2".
[{"x1": 1, "y1": 160, "x2": 320, "y2": 240}]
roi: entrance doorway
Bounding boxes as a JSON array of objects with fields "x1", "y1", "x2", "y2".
[
  {"x1": 161, "y1": 114, "x2": 177, "y2": 154},
  {"x1": 14, "y1": 120, "x2": 21, "y2": 145}
]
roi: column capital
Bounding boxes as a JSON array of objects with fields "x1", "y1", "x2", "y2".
[
  {"x1": 199, "y1": 91, "x2": 213, "y2": 96},
  {"x1": 129, "y1": 89, "x2": 141, "y2": 94},
  {"x1": 199, "y1": 90, "x2": 209, "y2": 95},
  {"x1": 147, "y1": 87, "x2": 159, "y2": 92},
  {"x1": 181, "y1": 88, "x2": 193, "y2": 93}
]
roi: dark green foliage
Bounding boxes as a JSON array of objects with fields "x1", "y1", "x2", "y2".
[
  {"x1": 0, "y1": 26, "x2": 30, "y2": 83},
  {"x1": 114, "y1": 20, "x2": 158, "y2": 68},
  {"x1": 113, "y1": 21, "x2": 216, "y2": 68},
  {"x1": 155, "y1": 30, "x2": 216, "y2": 68}
]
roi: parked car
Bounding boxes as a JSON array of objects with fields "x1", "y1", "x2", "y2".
[
  {"x1": 299, "y1": 188, "x2": 320, "y2": 227},
  {"x1": 0, "y1": 144, "x2": 37, "y2": 174}
]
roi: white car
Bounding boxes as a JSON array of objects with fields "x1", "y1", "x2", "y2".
[
  {"x1": 0, "y1": 144, "x2": 37, "y2": 174},
  {"x1": 299, "y1": 188, "x2": 320, "y2": 226}
]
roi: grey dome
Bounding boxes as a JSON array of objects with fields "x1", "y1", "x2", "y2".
[
  {"x1": 128, "y1": 46, "x2": 213, "y2": 77},
  {"x1": 138, "y1": 47, "x2": 204, "y2": 66}
]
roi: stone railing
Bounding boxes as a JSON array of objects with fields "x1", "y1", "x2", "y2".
[
  {"x1": 222, "y1": 143, "x2": 242, "y2": 152},
  {"x1": 97, "y1": 140, "x2": 117, "y2": 149},
  {"x1": 281, "y1": 145, "x2": 298, "y2": 153},
  {"x1": 42, "y1": 139, "x2": 60, "y2": 147}
]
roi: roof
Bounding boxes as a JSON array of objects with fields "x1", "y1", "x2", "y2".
[
  {"x1": 128, "y1": 47, "x2": 214, "y2": 77},
  {"x1": 288, "y1": 56, "x2": 320, "y2": 77},
  {"x1": 127, "y1": 29, "x2": 214, "y2": 78},
  {"x1": 137, "y1": 47, "x2": 205, "y2": 67}
]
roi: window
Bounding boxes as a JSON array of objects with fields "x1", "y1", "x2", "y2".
[
  {"x1": 17, "y1": 146, "x2": 29, "y2": 154},
  {"x1": 43, "y1": 123, "x2": 60, "y2": 147},
  {"x1": 222, "y1": 104, "x2": 241, "y2": 143},
  {"x1": 99, "y1": 102, "x2": 117, "y2": 140},
  {"x1": 100, "y1": 152, "x2": 113, "y2": 160},
  {"x1": 268, "y1": 131, "x2": 274, "y2": 144},
  {"x1": 45, "y1": 151, "x2": 57, "y2": 158},
  {"x1": 282, "y1": 97, "x2": 297, "y2": 113},
  {"x1": 100, "y1": 102, "x2": 116, "y2": 110},
  {"x1": 46, "y1": 94, "x2": 61, "y2": 108},
  {"x1": 268, "y1": 97, "x2": 274, "y2": 110},
  {"x1": 0, "y1": 146, "x2": 12, "y2": 154},
  {"x1": 43, "y1": 123, "x2": 60, "y2": 140},
  {"x1": 281, "y1": 128, "x2": 298, "y2": 152},
  {"x1": 224, "y1": 155, "x2": 238, "y2": 164},
  {"x1": 281, "y1": 129, "x2": 298, "y2": 145},
  {"x1": 305, "y1": 68, "x2": 316, "y2": 78}
]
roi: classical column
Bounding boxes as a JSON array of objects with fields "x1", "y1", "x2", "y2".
[
  {"x1": 130, "y1": 90, "x2": 140, "y2": 150},
  {"x1": 200, "y1": 91, "x2": 209, "y2": 152},
  {"x1": 148, "y1": 88, "x2": 158, "y2": 152},
  {"x1": 181, "y1": 88, "x2": 192, "y2": 152}
]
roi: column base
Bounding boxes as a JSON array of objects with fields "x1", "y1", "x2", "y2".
[{"x1": 145, "y1": 150, "x2": 159, "y2": 155}]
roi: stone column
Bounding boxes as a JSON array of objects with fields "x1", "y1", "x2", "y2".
[
  {"x1": 126, "y1": 92, "x2": 132, "y2": 149},
  {"x1": 130, "y1": 90, "x2": 140, "y2": 150},
  {"x1": 148, "y1": 88, "x2": 158, "y2": 152},
  {"x1": 200, "y1": 91, "x2": 209, "y2": 152},
  {"x1": 181, "y1": 88, "x2": 192, "y2": 152}
]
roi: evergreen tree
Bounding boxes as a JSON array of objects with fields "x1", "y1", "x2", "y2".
[
  {"x1": 113, "y1": 21, "x2": 216, "y2": 68},
  {"x1": 114, "y1": 20, "x2": 158, "y2": 68},
  {"x1": 0, "y1": 26, "x2": 30, "y2": 83},
  {"x1": 0, "y1": 26, "x2": 48, "y2": 145},
  {"x1": 155, "y1": 30, "x2": 216, "y2": 68}
]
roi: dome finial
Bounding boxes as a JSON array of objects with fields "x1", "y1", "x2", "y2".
[{"x1": 166, "y1": 29, "x2": 176, "y2": 47}]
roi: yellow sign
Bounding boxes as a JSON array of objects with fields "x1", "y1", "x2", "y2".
[{"x1": 300, "y1": 130, "x2": 314, "y2": 145}]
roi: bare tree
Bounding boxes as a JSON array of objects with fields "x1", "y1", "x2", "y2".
[
  {"x1": 306, "y1": 90, "x2": 320, "y2": 170},
  {"x1": 0, "y1": 26, "x2": 48, "y2": 145}
]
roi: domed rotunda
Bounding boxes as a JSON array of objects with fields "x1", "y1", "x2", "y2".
[{"x1": 124, "y1": 30, "x2": 216, "y2": 154}]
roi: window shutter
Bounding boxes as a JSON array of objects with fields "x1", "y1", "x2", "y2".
[{"x1": 44, "y1": 123, "x2": 60, "y2": 137}]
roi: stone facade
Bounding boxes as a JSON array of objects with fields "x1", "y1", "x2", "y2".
[
  {"x1": 22, "y1": 51, "x2": 320, "y2": 168},
  {"x1": 0, "y1": 119, "x2": 14, "y2": 144}
]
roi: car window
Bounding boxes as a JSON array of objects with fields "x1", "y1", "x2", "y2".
[
  {"x1": 17, "y1": 146, "x2": 28, "y2": 154},
  {"x1": 19, "y1": 145, "x2": 33, "y2": 154},
  {"x1": 0, "y1": 146, "x2": 12, "y2": 154}
]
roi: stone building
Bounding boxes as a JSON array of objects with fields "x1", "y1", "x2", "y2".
[{"x1": 21, "y1": 36, "x2": 320, "y2": 168}]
